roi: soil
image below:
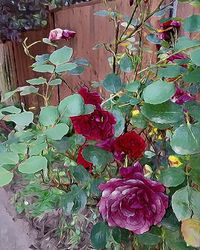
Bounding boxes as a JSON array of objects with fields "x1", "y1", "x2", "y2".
[{"x1": 0, "y1": 188, "x2": 36, "y2": 250}]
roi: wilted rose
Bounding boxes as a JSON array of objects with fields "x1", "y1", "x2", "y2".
[
  {"x1": 113, "y1": 131, "x2": 146, "y2": 160},
  {"x1": 48, "y1": 28, "x2": 76, "y2": 41},
  {"x1": 171, "y1": 87, "x2": 195, "y2": 105},
  {"x1": 98, "y1": 163, "x2": 168, "y2": 234},
  {"x1": 71, "y1": 109, "x2": 116, "y2": 141}
]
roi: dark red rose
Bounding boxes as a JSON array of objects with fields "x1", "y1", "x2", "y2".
[
  {"x1": 71, "y1": 109, "x2": 116, "y2": 141},
  {"x1": 98, "y1": 163, "x2": 169, "y2": 234},
  {"x1": 113, "y1": 131, "x2": 146, "y2": 160},
  {"x1": 78, "y1": 87, "x2": 102, "y2": 108},
  {"x1": 77, "y1": 146, "x2": 93, "y2": 171}
]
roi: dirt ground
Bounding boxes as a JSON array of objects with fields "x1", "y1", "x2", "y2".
[{"x1": 0, "y1": 188, "x2": 36, "y2": 250}]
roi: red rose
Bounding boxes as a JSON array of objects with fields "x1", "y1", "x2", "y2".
[
  {"x1": 113, "y1": 131, "x2": 146, "y2": 160},
  {"x1": 71, "y1": 109, "x2": 116, "y2": 141},
  {"x1": 77, "y1": 146, "x2": 93, "y2": 171},
  {"x1": 78, "y1": 87, "x2": 102, "y2": 108}
]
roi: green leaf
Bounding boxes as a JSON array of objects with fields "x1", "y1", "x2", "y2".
[
  {"x1": 67, "y1": 65, "x2": 84, "y2": 75},
  {"x1": 141, "y1": 101, "x2": 183, "y2": 124},
  {"x1": 33, "y1": 64, "x2": 55, "y2": 73},
  {"x1": 190, "y1": 157, "x2": 200, "y2": 185},
  {"x1": 143, "y1": 80, "x2": 175, "y2": 104},
  {"x1": 94, "y1": 10, "x2": 116, "y2": 17},
  {"x1": 1, "y1": 90, "x2": 18, "y2": 102},
  {"x1": 90, "y1": 178, "x2": 105, "y2": 197},
  {"x1": 158, "y1": 65, "x2": 183, "y2": 78},
  {"x1": 184, "y1": 102, "x2": 200, "y2": 121},
  {"x1": 29, "y1": 137, "x2": 47, "y2": 156},
  {"x1": 55, "y1": 63, "x2": 77, "y2": 73},
  {"x1": 49, "y1": 46, "x2": 73, "y2": 65},
  {"x1": 146, "y1": 34, "x2": 161, "y2": 44},
  {"x1": 159, "y1": 168, "x2": 185, "y2": 187},
  {"x1": 175, "y1": 36, "x2": 200, "y2": 51},
  {"x1": 0, "y1": 152, "x2": 19, "y2": 166},
  {"x1": 42, "y1": 38, "x2": 58, "y2": 47},
  {"x1": 58, "y1": 94, "x2": 84, "y2": 117},
  {"x1": 190, "y1": 48, "x2": 200, "y2": 66},
  {"x1": 19, "y1": 86, "x2": 39, "y2": 96},
  {"x1": 183, "y1": 68, "x2": 200, "y2": 83},
  {"x1": 131, "y1": 113, "x2": 147, "y2": 129},
  {"x1": 112, "y1": 109, "x2": 125, "y2": 137},
  {"x1": 125, "y1": 80, "x2": 140, "y2": 92},
  {"x1": 137, "y1": 230, "x2": 162, "y2": 246},
  {"x1": 8, "y1": 111, "x2": 34, "y2": 127},
  {"x1": 49, "y1": 79, "x2": 62, "y2": 86},
  {"x1": 184, "y1": 15, "x2": 200, "y2": 32},
  {"x1": 91, "y1": 222, "x2": 110, "y2": 250},
  {"x1": 120, "y1": 54, "x2": 133, "y2": 72},
  {"x1": 39, "y1": 106, "x2": 59, "y2": 126},
  {"x1": 45, "y1": 123, "x2": 69, "y2": 140},
  {"x1": 18, "y1": 156, "x2": 47, "y2": 174},
  {"x1": 26, "y1": 77, "x2": 47, "y2": 85},
  {"x1": 0, "y1": 167, "x2": 13, "y2": 187},
  {"x1": 170, "y1": 123, "x2": 200, "y2": 155},
  {"x1": 172, "y1": 186, "x2": 192, "y2": 221},
  {"x1": 63, "y1": 185, "x2": 87, "y2": 213},
  {"x1": 69, "y1": 165, "x2": 91, "y2": 184},
  {"x1": 112, "y1": 228, "x2": 130, "y2": 244},
  {"x1": 83, "y1": 145, "x2": 114, "y2": 168},
  {"x1": 10, "y1": 143, "x2": 27, "y2": 155},
  {"x1": 103, "y1": 73, "x2": 123, "y2": 93}
]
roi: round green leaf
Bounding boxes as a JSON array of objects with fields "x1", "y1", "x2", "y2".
[
  {"x1": 103, "y1": 73, "x2": 123, "y2": 93},
  {"x1": 83, "y1": 145, "x2": 114, "y2": 168},
  {"x1": 141, "y1": 101, "x2": 183, "y2": 124},
  {"x1": 0, "y1": 167, "x2": 13, "y2": 187},
  {"x1": 190, "y1": 48, "x2": 200, "y2": 66},
  {"x1": 143, "y1": 80, "x2": 175, "y2": 104},
  {"x1": 8, "y1": 111, "x2": 33, "y2": 127},
  {"x1": 58, "y1": 94, "x2": 84, "y2": 117},
  {"x1": 125, "y1": 80, "x2": 140, "y2": 92},
  {"x1": 55, "y1": 63, "x2": 77, "y2": 73},
  {"x1": 0, "y1": 152, "x2": 19, "y2": 166},
  {"x1": 45, "y1": 123, "x2": 69, "y2": 140},
  {"x1": 91, "y1": 222, "x2": 109, "y2": 250},
  {"x1": 49, "y1": 46, "x2": 73, "y2": 65},
  {"x1": 112, "y1": 109, "x2": 125, "y2": 137},
  {"x1": 184, "y1": 102, "x2": 200, "y2": 121},
  {"x1": 170, "y1": 123, "x2": 200, "y2": 155},
  {"x1": 39, "y1": 106, "x2": 59, "y2": 126},
  {"x1": 159, "y1": 168, "x2": 185, "y2": 187},
  {"x1": 18, "y1": 156, "x2": 47, "y2": 174},
  {"x1": 183, "y1": 68, "x2": 200, "y2": 84},
  {"x1": 33, "y1": 64, "x2": 55, "y2": 73},
  {"x1": 26, "y1": 77, "x2": 47, "y2": 85},
  {"x1": 158, "y1": 65, "x2": 183, "y2": 78},
  {"x1": 172, "y1": 186, "x2": 192, "y2": 221},
  {"x1": 120, "y1": 54, "x2": 133, "y2": 72},
  {"x1": 184, "y1": 15, "x2": 200, "y2": 32}
]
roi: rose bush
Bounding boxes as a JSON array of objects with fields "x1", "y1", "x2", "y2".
[{"x1": 1, "y1": 1, "x2": 200, "y2": 249}]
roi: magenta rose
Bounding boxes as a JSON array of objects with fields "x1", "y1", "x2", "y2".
[
  {"x1": 98, "y1": 163, "x2": 168, "y2": 234},
  {"x1": 171, "y1": 87, "x2": 195, "y2": 105},
  {"x1": 71, "y1": 109, "x2": 116, "y2": 141}
]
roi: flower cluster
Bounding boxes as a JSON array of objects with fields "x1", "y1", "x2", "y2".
[{"x1": 98, "y1": 163, "x2": 169, "y2": 234}]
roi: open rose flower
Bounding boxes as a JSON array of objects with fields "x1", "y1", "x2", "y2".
[
  {"x1": 171, "y1": 87, "x2": 195, "y2": 105},
  {"x1": 48, "y1": 28, "x2": 76, "y2": 41},
  {"x1": 78, "y1": 87, "x2": 102, "y2": 108},
  {"x1": 113, "y1": 131, "x2": 146, "y2": 160},
  {"x1": 71, "y1": 109, "x2": 116, "y2": 141},
  {"x1": 158, "y1": 20, "x2": 181, "y2": 41},
  {"x1": 77, "y1": 146, "x2": 93, "y2": 171},
  {"x1": 98, "y1": 163, "x2": 168, "y2": 234}
]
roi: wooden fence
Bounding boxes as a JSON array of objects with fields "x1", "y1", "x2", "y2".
[{"x1": 0, "y1": 0, "x2": 199, "y2": 108}]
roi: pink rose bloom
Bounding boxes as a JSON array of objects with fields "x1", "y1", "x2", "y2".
[
  {"x1": 98, "y1": 163, "x2": 168, "y2": 234},
  {"x1": 48, "y1": 28, "x2": 63, "y2": 41},
  {"x1": 167, "y1": 53, "x2": 188, "y2": 63},
  {"x1": 48, "y1": 28, "x2": 76, "y2": 41}
]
